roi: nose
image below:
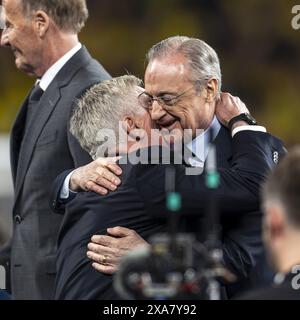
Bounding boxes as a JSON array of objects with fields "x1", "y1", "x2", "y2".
[
  {"x1": 150, "y1": 100, "x2": 166, "y2": 121},
  {"x1": 1, "y1": 28, "x2": 10, "y2": 47}
]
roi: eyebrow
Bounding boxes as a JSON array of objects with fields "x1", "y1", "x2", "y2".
[{"x1": 146, "y1": 90, "x2": 178, "y2": 97}]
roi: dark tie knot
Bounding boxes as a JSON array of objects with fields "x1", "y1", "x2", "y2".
[{"x1": 29, "y1": 84, "x2": 44, "y2": 102}]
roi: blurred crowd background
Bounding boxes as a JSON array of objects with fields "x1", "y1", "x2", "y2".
[{"x1": 0, "y1": 0, "x2": 299, "y2": 245}]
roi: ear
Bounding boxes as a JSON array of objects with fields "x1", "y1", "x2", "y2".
[
  {"x1": 123, "y1": 116, "x2": 137, "y2": 135},
  {"x1": 205, "y1": 78, "x2": 218, "y2": 103},
  {"x1": 32, "y1": 10, "x2": 50, "y2": 38}
]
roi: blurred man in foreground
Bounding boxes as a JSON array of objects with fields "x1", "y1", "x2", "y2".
[{"x1": 240, "y1": 148, "x2": 300, "y2": 300}]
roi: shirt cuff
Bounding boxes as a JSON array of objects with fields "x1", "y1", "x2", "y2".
[
  {"x1": 232, "y1": 125, "x2": 267, "y2": 138},
  {"x1": 59, "y1": 170, "x2": 77, "y2": 200}
]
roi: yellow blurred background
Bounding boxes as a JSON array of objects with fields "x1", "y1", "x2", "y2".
[{"x1": 0, "y1": 0, "x2": 299, "y2": 146}]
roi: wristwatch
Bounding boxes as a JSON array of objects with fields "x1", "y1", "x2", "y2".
[{"x1": 228, "y1": 113, "x2": 257, "y2": 130}]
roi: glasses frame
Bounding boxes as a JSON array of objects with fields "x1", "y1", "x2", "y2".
[{"x1": 138, "y1": 86, "x2": 195, "y2": 110}]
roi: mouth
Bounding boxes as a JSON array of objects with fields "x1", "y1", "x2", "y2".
[{"x1": 157, "y1": 119, "x2": 179, "y2": 131}]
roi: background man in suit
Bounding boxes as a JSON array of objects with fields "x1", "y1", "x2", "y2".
[
  {"x1": 53, "y1": 75, "x2": 284, "y2": 299},
  {"x1": 52, "y1": 37, "x2": 286, "y2": 298},
  {"x1": 240, "y1": 147, "x2": 300, "y2": 300},
  {"x1": 0, "y1": 0, "x2": 110, "y2": 299}
]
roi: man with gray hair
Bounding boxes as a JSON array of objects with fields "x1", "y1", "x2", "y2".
[
  {"x1": 53, "y1": 74, "x2": 284, "y2": 299},
  {"x1": 0, "y1": 0, "x2": 110, "y2": 299},
  {"x1": 52, "y1": 36, "x2": 286, "y2": 297},
  {"x1": 69, "y1": 75, "x2": 153, "y2": 160},
  {"x1": 54, "y1": 75, "x2": 170, "y2": 299}
]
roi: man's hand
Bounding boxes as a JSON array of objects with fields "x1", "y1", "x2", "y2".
[
  {"x1": 216, "y1": 92, "x2": 250, "y2": 130},
  {"x1": 87, "y1": 227, "x2": 149, "y2": 275},
  {"x1": 69, "y1": 157, "x2": 122, "y2": 195}
]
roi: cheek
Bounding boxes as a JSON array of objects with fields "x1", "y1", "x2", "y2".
[
  {"x1": 172, "y1": 106, "x2": 195, "y2": 127},
  {"x1": 11, "y1": 32, "x2": 26, "y2": 50}
]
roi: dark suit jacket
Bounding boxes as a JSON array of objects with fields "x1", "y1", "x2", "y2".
[
  {"x1": 52, "y1": 129, "x2": 286, "y2": 300},
  {"x1": 238, "y1": 272, "x2": 300, "y2": 300},
  {"x1": 0, "y1": 46, "x2": 111, "y2": 300},
  {"x1": 0, "y1": 290, "x2": 10, "y2": 300}
]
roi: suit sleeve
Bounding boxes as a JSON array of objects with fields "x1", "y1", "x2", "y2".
[
  {"x1": 135, "y1": 131, "x2": 286, "y2": 288},
  {"x1": 49, "y1": 169, "x2": 74, "y2": 214},
  {"x1": 136, "y1": 131, "x2": 286, "y2": 217}
]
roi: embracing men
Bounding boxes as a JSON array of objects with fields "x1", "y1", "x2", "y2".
[{"x1": 51, "y1": 36, "x2": 286, "y2": 299}]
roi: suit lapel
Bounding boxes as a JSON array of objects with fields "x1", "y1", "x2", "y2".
[
  {"x1": 10, "y1": 95, "x2": 30, "y2": 187},
  {"x1": 14, "y1": 46, "x2": 93, "y2": 202},
  {"x1": 14, "y1": 88, "x2": 61, "y2": 198}
]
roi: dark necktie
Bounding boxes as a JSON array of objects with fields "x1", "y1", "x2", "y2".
[
  {"x1": 28, "y1": 83, "x2": 44, "y2": 103},
  {"x1": 24, "y1": 83, "x2": 44, "y2": 136}
]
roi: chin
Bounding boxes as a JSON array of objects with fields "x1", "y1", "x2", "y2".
[{"x1": 17, "y1": 62, "x2": 36, "y2": 77}]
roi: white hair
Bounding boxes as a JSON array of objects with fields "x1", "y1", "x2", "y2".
[
  {"x1": 70, "y1": 75, "x2": 143, "y2": 159},
  {"x1": 147, "y1": 36, "x2": 222, "y2": 92}
]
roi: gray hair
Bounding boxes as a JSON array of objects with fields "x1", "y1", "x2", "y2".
[
  {"x1": 146, "y1": 36, "x2": 222, "y2": 92},
  {"x1": 21, "y1": 0, "x2": 88, "y2": 33},
  {"x1": 70, "y1": 75, "x2": 143, "y2": 159}
]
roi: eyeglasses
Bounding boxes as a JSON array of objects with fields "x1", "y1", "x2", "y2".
[{"x1": 138, "y1": 87, "x2": 194, "y2": 110}]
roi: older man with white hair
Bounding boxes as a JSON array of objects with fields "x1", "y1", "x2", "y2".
[{"x1": 51, "y1": 37, "x2": 286, "y2": 298}]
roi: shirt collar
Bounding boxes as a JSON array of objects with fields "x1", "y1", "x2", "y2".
[
  {"x1": 186, "y1": 116, "x2": 221, "y2": 165},
  {"x1": 39, "y1": 43, "x2": 82, "y2": 91}
]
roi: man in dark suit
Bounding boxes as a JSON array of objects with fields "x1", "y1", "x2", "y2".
[
  {"x1": 53, "y1": 37, "x2": 285, "y2": 298},
  {"x1": 238, "y1": 148, "x2": 300, "y2": 300},
  {"x1": 51, "y1": 70, "x2": 285, "y2": 299},
  {"x1": 0, "y1": 0, "x2": 110, "y2": 299}
]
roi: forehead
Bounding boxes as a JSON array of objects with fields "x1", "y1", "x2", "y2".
[{"x1": 144, "y1": 54, "x2": 191, "y2": 94}]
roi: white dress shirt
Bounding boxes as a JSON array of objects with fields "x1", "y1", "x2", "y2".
[
  {"x1": 186, "y1": 116, "x2": 221, "y2": 167},
  {"x1": 39, "y1": 43, "x2": 82, "y2": 91},
  {"x1": 185, "y1": 117, "x2": 266, "y2": 167}
]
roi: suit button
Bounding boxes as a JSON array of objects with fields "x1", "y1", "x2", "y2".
[
  {"x1": 15, "y1": 215, "x2": 23, "y2": 224},
  {"x1": 52, "y1": 200, "x2": 57, "y2": 207}
]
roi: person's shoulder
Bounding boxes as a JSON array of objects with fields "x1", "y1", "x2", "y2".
[
  {"x1": 75, "y1": 47, "x2": 111, "y2": 81},
  {"x1": 78, "y1": 59, "x2": 111, "y2": 83}
]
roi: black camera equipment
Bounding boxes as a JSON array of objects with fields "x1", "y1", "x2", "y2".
[{"x1": 114, "y1": 129, "x2": 236, "y2": 300}]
